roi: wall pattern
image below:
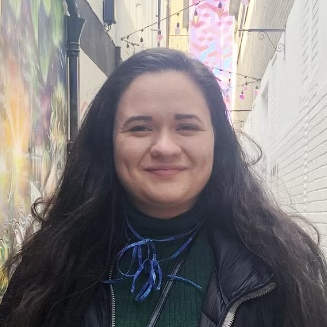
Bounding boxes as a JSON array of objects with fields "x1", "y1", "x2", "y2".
[
  {"x1": 189, "y1": 0, "x2": 234, "y2": 108},
  {"x1": 0, "y1": 0, "x2": 67, "y2": 295}
]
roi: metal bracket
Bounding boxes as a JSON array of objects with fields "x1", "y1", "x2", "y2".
[{"x1": 238, "y1": 28, "x2": 286, "y2": 59}]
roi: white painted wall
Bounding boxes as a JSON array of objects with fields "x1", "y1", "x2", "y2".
[
  {"x1": 243, "y1": 0, "x2": 327, "y2": 253},
  {"x1": 79, "y1": 49, "x2": 107, "y2": 121},
  {"x1": 85, "y1": 0, "x2": 168, "y2": 60}
]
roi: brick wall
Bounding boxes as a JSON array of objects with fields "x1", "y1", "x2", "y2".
[{"x1": 243, "y1": 0, "x2": 327, "y2": 254}]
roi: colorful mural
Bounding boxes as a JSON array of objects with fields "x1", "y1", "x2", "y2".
[
  {"x1": 189, "y1": 0, "x2": 235, "y2": 108},
  {"x1": 0, "y1": 0, "x2": 67, "y2": 295}
]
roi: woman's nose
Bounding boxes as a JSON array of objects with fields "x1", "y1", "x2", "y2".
[{"x1": 150, "y1": 132, "x2": 182, "y2": 159}]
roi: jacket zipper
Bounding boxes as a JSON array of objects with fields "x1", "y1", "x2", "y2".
[
  {"x1": 221, "y1": 282, "x2": 276, "y2": 327},
  {"x1": 109, "y1": 266, "x2": 116, "y2": 327}
]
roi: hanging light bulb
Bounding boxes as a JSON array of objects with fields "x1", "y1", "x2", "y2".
[
  {"x1": 175, "y1": 12, "x2": 181, "y2": 35},
  {"x1": 126, "y1": 43, "x2": 130, "y2": 49},
  {"x1": 243, "y1": 82, "x2": 248, "y2": 92},
  {"x1": 175, "y1": 22, "x2": 181, "y2": 35},
  {"x1": 193, "y1": 8, "x2": 199, "y2": 25},
  {"x1": 241, "y1": 0, "x2": 249, "y2": 6},
  {"x1": 239, "y1": 91, "x2": 245, "y2": 100},
  {"x1": 227, "y1": 78, "x2": 232, "y2": 89},
  {"x1": 139, "y1": 36, "x2": 145, "y2": 50},
  {"x1": 157, "y1": 30, "x2": 163, "y2": 43},
  {"x1": 217, "y1": 2, "x2": 224, "y2": 19},
  {"x1": 254, "y1": 85, "x2": 259, "y2": 96}
]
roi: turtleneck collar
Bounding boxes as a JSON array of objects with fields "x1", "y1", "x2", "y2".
[{"x1": 124, "y1": 201, "x2": 203, "y2": 237}]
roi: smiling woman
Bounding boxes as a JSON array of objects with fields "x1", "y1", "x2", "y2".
[
  {"x1": 1, "y1": 48, "x2": 327, "y2": 327},
  {"x1": 114, "y1": 71, "x2": 214, "y2": 218}
]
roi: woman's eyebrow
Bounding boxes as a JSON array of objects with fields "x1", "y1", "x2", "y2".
[
  {"x1": 122, "y1": 115, "x2": 153, "y2": 127},
  {"x1": 175, "y1": 114, "x2": 202, "y2": 122}
]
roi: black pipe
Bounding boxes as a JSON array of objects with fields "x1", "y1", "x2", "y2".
[
  {"x1": 65, "y1": 0, "x2": 85, "y2": 153},
  {"x1": 66, "y1": 0, "x2": 79, "y2": 17},
  {"x1": 115, "y1": 46, "x2": 121, "y2": 68}
]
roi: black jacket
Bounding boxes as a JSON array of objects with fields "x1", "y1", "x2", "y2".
[{"x1": 0, "y1": 229, "x2": 284, "y2": 327}]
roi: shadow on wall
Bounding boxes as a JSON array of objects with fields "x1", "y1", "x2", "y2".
[{"x1": 0, "y1": 0, "x2": 67, "y2": 296}]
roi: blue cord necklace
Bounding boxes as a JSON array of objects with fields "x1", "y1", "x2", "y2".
[{"x1": 103, "y1": 215, "x2": 203, "y2": 302}]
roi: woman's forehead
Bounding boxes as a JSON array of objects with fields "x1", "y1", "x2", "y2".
[{"x1": 116, "y1": 71, "x2": 209, "y2": 116}]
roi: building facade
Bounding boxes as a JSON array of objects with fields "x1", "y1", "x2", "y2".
[
  {"x1": 232, "y1": 0, "x2": 327, "y2": 253},
  {"x1": 78, "y1": 0, "x2": 168, "y2": 117}
]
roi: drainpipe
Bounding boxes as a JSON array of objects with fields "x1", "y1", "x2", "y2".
[
  {"x1": 65, "y1": 0, "x2": 85, "y2": 154},
  {"x1": 115, "y1": 46, "x2": 121, "y2": 68}
]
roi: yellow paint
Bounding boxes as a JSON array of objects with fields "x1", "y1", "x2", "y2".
[
  {"x1": 168, "y1": 0, "x2": 190, "y2": 52},
  {"x1": 0, "y1": 56, "x2": 31, "y2": 226}
]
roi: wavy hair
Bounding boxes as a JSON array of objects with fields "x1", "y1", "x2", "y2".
[{"x1": 1, "y1": 48, "x2": 327, "y2": 326}]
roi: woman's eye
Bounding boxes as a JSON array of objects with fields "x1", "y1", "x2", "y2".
[
  {"x1": 129, "y1": 126, "x2": 152, "y2": 132},
  {"x1": 177, "y1": 125, "x2": 200, "y2": 131}
]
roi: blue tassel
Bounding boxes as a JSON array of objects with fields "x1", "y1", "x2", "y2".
[{"x1": 103, "y1": 216, "x2": 203, "y2": 302}]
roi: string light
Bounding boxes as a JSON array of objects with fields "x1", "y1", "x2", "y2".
[
  {"x1": 217, "y1": 2, "x2": 224, "y2": 19},
  {"x1": 139, "y1": 29, "x2": 145, "y2": 50},
  {"x1": 232, "y1": 80, "x2": 260, "y2": 89},
  {"x1": 243, "y1": 80, "x2": 248, "y2": 91},
  {"x1": 212, "y1": 67, "x2": 260, "y2": 82},
  {"x1": 175, "y1": 12, "x2": 181, "y2": 35},
  {"x1": 193, "y1": 8, "x2": 199, "y2": 25},
  {"x1": 239, "y1": 91, "x2": 245, "y2": 100},
  {"x1": 124, "y1": 39, "x2": 139, "y2": 48},
  {"x1": 121, "y1": 0, "x2": 204, "y2": 42},
  {"x1": 157, "y1": 30, "x2": 163, "y2": 43}
]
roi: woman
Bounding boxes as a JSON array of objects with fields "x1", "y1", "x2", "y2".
[{"x1": 1, "y1": 48, "x2": 327, "y2": 327}]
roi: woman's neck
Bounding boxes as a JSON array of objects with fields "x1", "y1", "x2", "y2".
[
  {"x1": 125, "y1": 200, "x2": 202, "y2": 237},
  {"x1": 127, "y1": 198, "x2": 198, "y2": 219}
]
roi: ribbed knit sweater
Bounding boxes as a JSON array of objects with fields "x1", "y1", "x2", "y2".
[{"x1": 112, "y1": 203, "x2": 214, "y2": 326}]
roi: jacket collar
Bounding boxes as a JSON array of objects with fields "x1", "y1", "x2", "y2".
[{"x1": 209, "y1": 227, "x2": 274, "y2": 302}]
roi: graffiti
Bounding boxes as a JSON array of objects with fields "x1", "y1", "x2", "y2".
[
  {"x1": 0, "y1": 0, "x2": 67, "y2": 295},
  {"x1": 189, "y1": 0, "x2": 235, "y2": 108}
]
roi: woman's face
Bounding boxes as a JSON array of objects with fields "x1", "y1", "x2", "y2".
[{"x1": 114, "y1": 71, "x2": 215, "y2": 218}]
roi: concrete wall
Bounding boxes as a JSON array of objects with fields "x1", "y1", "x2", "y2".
[
  {"x1": 77, "y1": 0, "x2": 116, "y2": 123},
  {"x1": 80, "y1": 49, "x2": 107, "y2": 120},
  {"x1": 0, "y1": 0, "x2": 67, "y2": 293},
  {"x1": 243, "y1": 0, "x2": 327, "y2": 253},
  {"x1": 85, "y1": 0, "x2": 167, "y2": 60},
  {"x1": 231, "y1": 0, "x2": 295, "y2": 129}
]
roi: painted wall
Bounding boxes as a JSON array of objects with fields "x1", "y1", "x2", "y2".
[
  {"x1": 243, "y1": 0, "x2": 327, "y2": 253},
  {"x1": 0, "y1": 0, "x2": 67, "y2": 294},
  {"x1": 189, "y1": 0, "x2": 235, "y2": 109}
]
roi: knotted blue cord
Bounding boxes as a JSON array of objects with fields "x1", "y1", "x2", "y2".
[{"x1": 103, "y1": 216, "x2": 203, "y2": 302}]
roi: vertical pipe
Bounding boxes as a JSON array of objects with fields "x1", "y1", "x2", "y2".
[
  {"x1": 65, "y1": 7, "x2": 85, "y2": 154},
  {"x1": 157, "y1": 0, "x2": 161, "y2": 47},
  {"x1": 115, "y1": 46, "x2": 121, "y2": 68},
  {"x1": 166, "y1": 0, "x2": 170, "y2": 48}
]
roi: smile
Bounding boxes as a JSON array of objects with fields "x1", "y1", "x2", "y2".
[{"x1": 145, "y1": 166, "x2": 186, "y2": 176}]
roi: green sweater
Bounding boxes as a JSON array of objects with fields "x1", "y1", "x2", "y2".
[{"x1": 113, "y1": 204, "x2": 214, "y2": 326}]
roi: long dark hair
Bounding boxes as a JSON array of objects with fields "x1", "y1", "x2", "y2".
[{"x1": 2, "y1": 48, "x2": 327, "y2": 326}]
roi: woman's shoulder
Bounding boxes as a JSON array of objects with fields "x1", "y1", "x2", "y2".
[{"x1": 207, "y1": 227, "x2": 275, "y2": 300}]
